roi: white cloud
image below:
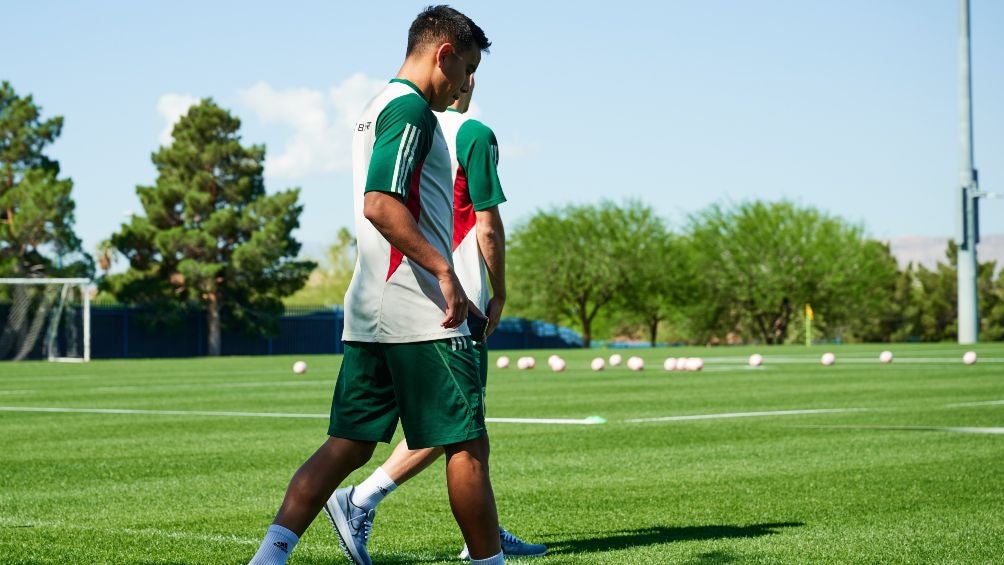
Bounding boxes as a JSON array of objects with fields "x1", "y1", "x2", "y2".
[
  {"x1": 238, "y1": 74, "x2": 385, "y2": 180},
  {"x1": 156, "y1": 93, "x2": 199, "y2": 146}
]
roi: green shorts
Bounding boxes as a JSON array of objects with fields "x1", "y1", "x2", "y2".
[{"x1": 328, "y1": 337, "x2": 486, "y2": 449}]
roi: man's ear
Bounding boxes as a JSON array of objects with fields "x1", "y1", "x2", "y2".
[{"x1": 435, "y1": 43, "x2": 455, "y2": 68}]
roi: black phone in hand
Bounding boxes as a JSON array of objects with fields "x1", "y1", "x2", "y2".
[{"x1": 467, "y1": 312, "x2": 489, "y2": 343}]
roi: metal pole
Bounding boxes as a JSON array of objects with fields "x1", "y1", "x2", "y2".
[
  {"x1": 82, "y1": 283, "x2": 91, "y2": 362},
  {"x1": 957, "y1": 0, "x2": 980, "y2": 344}
]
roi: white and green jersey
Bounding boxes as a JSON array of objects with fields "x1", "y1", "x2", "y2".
[
  {"x1": 343, "y1": 79, "x2": 465, "y2": 343},
  {"x1": 437, "y1": 108, "x2": 506, "y2": 312}
]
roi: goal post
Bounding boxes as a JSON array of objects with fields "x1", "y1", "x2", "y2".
[{"x1": 0, "y1": 278, "x2": 91, "y2": 362}]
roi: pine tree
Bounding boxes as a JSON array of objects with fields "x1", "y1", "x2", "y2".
[
  {"x1": 105, "y1": 99, "x2": 315, "y2": 355},
  {"x1": 0, "y1": 81, "x2": 90, "y2": 277}
]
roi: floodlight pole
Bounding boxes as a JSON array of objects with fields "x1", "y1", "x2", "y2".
[{"x1": 957, "y1": 0, "x2": 980, "y2": 344}]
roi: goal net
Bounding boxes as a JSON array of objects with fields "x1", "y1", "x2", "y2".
[{"x1": 0, "y1": 278, "x2": 91, "y2": 362}]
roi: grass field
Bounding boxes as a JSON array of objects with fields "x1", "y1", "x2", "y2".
[{"x1": 2, "y1": 343, "x2": 1003, "y2": 564}]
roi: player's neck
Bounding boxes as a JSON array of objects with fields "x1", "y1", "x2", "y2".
[{"x1": 395, "y1": 60, "x2": 435, "y2": 105}]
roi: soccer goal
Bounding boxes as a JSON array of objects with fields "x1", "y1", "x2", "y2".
[{"x1": 0, "y1": 278, "x2": 91, "y2": 362}]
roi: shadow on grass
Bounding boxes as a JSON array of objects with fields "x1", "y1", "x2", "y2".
[
  {"x1": 547, "y1": 522, "x2": 804, "y2": 555},
  {"x1": 216, "y1": 522, "x2": 805, "y2": 564}
]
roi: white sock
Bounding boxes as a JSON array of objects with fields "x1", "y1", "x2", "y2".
[
  {"x1": 470, "y1": 551, "x2": 505, "y2": 564},
  {"x1": 248, "y1": 524, "x2": 299, "y2": 565},
  {"x1": 350, "y1": 466, "x2": 398, "y2": 510}
]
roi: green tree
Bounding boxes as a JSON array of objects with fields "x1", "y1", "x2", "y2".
[
  {"x1": 613, "y1": 229, "x2": 696, "y2": 346},
  {"x1": 104, "y1": 99, "x2": 315, "y2": 355},
  {"x1": 0, "y1": 81, "x2": 90, "y2": 277},
  {"x1": 685, "y1": 200, "x2": 898, "y2": 344},
  {"x1": 284, "y1": 227, "x2": 356, "y2": 306},
  {"x1": 909, "y1": 241, "x2": 1001, "y2": 342},
  {"x1": 508, "y1": 201, "x2": 667, "y2": 347}
]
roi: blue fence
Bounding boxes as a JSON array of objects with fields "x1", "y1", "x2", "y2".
[
  {"x1": 87, "y1": 306, "x2": 580, "y2": 359},
  {"x1": 2, "y1": 302, "x2": 582, "y2": 359},
  {"x1": 90, "y1": 305, "x2": 344, "y2": 358}
]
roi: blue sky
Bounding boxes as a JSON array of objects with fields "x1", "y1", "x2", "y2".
[{"x1": 6, "y1": 1, "x2": 1003, "y2": 263}]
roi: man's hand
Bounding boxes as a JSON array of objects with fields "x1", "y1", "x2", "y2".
[
  {"x1": 484, "y1": 296, "x2": 505, "y2": 337},
  {"x1": 438, "y1": 271, "x2": 469, "y2": 329}
]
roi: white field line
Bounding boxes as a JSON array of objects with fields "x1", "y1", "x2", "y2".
[
  {"x1": 0, "y1": 517, "x2": 257, "y2": 546},
  {"x1": 696, "y1": 357, "x2": 1004, "y2": 365},
  {"x1": 486, "y1": 417, "x2": 604, "y2": 425},
  {"x1": 797, "y1": 425, "x2": 1004, "y2": 435},
  {"x1": 0, "y1": 406, "x2": 327, "y2": 418},
  {"x1": 0, "y1": 406, "x2": 601, "y2": 425},
  {"x1": 624, "y1": 408, "x2": 869, "y2": 423},
  {"x1": 946, "y1": 399, "x2": 1004, "y2": 407}
]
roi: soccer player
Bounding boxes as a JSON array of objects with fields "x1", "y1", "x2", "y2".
[
  {"x1": 323, "y1": 77, "x2": 548, "y2": 561},
  {"x1": 247, "y1": 6, "x2": 503, "y2": 565}
]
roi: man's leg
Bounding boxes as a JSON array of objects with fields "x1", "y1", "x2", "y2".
[
  {"x1": 445, "y1": 435, "x2": 501, "y2": 561},
  {"x1": 347, "y1": 440, "x2": 444, "y2": 510},
  {"x1": 383, "y1": 439, "x2": 445, "y2": 483},
  {"x1": 249, "y1": 436, "x2": 375, "y2": 564},
  {"x1": 274, "y1": 436, "x2": 376, "y2": 534}
]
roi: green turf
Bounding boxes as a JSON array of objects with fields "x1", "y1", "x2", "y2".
[{"x1": 1, "y1": 343, "x2": 1002, "y2": 564}]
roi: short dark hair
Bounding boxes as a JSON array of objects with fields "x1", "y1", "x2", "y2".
[{"x1": 407, "y1": 5, "x2": 491, "y2": 56}]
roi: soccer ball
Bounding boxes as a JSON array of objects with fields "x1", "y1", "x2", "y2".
[
  {"x1": 627, "y1": 356, "x2": 644, "y2": 371},
  {"x1": 609, "y1": 353, "x2": 623, "y2": 367},
  {"x1": 821, "y1": 352, "x2": 836, "y2": 366},
  {"x1": 496, "y1": 356, "x2": 510, "y2": 369},
  {"x1": 686, "y1": 357, "x2": 704, "y2": 371},
  {"x1": 879, "y1": 351, "x2": 893, "y2": 364},
  {"x1": 551, "y1": 358, "x2": 566, "y2": 372},
  {"x1": 292, "y1": 361, "x2": 307, "y2": 374},
  {"x1": 591, "y1": 357, "x2": 606, "y2": 371},
  {"x1": 963, "y1": 351, "x2": 977, "y2": 365},
  {"x1": 749, "y1": 353, "x2": 764, "y2": 367},
  {"x1": 663, "y1": 358, "x2": 677, "y2": 371}
]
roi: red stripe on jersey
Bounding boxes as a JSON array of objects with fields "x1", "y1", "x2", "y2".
[
  {"x1": 453, "y1": 166, "x2": 475, "y2": 251},
  {"x1": 387, "y1": 161, "x2": 425, "y2": 281}
]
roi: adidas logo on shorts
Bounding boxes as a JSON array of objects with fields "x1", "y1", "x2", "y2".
[{"x1": 450, "y1": 336, "x2": 470, "y2": 351}]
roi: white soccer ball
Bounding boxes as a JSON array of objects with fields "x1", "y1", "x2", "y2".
[
  {"x1": 496, "y1": 356, "x2": 510, "y2": 369},
  {"x1": 524, "y1": 356, "x2": 536, "y2": 369},
  {"x1": 548, "y1": 354, "x2": 561, "y2": 365},
  {"x1": 292, "y1": 361, "x2": 308, "y2": 374},
  {"x1": 627, "y1": 356, "x2": 644, "y2": 371},
  {"x1": 663, "y1": 357, "x2": 677, "y2": 371},
  {"x1": 591, "y1": 357, "x2": 606, "y2": 371},
  {"x1": 609, "y1": 353, "x2": 623, "y2": 366},
  {"x1": 749, "y1": 353, "x2": 763, "y2": 367},
  {"x1": 821, "y1": 352, "x2": 836, "y2": 366},
  {"x1": 516, "y1": 357, "x2": 529, "y2": 370},
  {"x1": 963, "y1": 351, "x2": 978, "y2": 365},
  {"x1": 879, "y1": 350, "x2": 893, "y2": 364},
  {"x1": 686, "y1": 357, "x2": 704, "y2": 371},
  {"x1": 551, "y1": 358, "x2": 566, "y2": 372}
]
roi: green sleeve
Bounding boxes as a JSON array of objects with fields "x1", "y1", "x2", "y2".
[
  {"x1": 456, "y1": 119, "x2": 506, "y2": 211},
  {"x1": 365, "y1": 94, "x2": 436, "y2": 200}
]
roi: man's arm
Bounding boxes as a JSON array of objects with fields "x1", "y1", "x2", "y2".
[
  {"x1": 364, "y1": 191, "x2": 468, "y2": 329},
  {"x1": 474, "y1": 205, "x2": 505, "y2": 335}
]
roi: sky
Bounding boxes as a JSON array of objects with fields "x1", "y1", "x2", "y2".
[{"x1": 6, "y1": 0, "x2": 1003, "y2": 265}]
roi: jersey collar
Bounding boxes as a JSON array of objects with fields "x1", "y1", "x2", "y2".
[{"x1": 390, "y1": 78, "x2": 426, "y2": 100}]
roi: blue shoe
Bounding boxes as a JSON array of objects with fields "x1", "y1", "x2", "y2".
[
  {"x1": 458, "y1": 526, "x2": 548, "y2": 559},
  {"x1": 323, "y1": 487, "x2": 374, "y2": 565}
]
